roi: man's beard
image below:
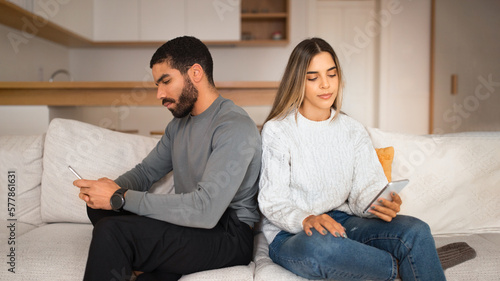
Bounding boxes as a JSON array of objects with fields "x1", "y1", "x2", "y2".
[{"x1": 163, "y1": 76, "x2": 198, "y2": 118}]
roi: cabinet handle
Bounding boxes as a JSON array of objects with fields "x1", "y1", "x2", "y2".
[{"x1": 451, "y1": 74, "x2": 458, "y2": 95}]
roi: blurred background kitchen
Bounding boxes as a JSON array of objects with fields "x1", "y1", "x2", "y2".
[{"x1": 0, "y1": 0, "x2": 498, "y2": 136}]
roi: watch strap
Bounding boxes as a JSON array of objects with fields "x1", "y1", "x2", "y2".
[{"x1": 114, "y1": 188, "x2": 128, "y2": 197}]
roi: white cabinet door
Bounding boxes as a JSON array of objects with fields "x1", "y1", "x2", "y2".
[
  {"x1": 433, "y1": 0, "x2": 500, "y2": 133},
  {"x1": 139, "y1": 0, "x2": 185, "y2": 41},
  {"x1": 185, "y1": 0, "x2": 240, "y2": 41},
  {"x1": 93, "y1": 0, "x2": 139, "y2": 41},
  {"x1": 33, "y1": 0, "x2": 93, "y2": 39}
]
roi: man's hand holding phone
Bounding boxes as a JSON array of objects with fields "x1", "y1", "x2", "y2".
[
  {"x1": 75, "y1": 178, "x2": 121, "y2": 210},
  {"x1": 69, "y1": 166, "x2": 120, "y2": 210}
]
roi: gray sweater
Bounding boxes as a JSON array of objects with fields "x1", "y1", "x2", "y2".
[{"x1": 115, "y1": 96, "x2": 262, "y2": 228}]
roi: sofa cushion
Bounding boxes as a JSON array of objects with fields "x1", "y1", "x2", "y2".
[
  {"x1": 0, "y1": 223, "x2": 92, "y2": 281},
  {"x1": 0, "y1": 221, "x2": 252, "y2": 281},
  {"x1": 41, "y1": 118, "x2": 173, "y2": 224},
  {"x1": 179, "y1": 262, "x2": 255, "y2": 281},
  {"x1": 375, "y1": 146, "x2": 394, "y2": 181},
  {"x1": 0, "y1": 134, "x2": 44, "y2": 226},
  {"x1": 367, "y1": 128, "x2": 500, "y2": 235}
]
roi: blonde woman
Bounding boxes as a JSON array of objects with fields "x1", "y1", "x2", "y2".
[{"x1": 258, "y1": 38, "x2": 445, "y2": 280}]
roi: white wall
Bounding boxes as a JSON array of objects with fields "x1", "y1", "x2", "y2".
[
  {"x1": 0, "y1": 106, "x2": 49, "y2": 135},
  {"x1": 0, "y1": 23, "x2": 70, "y2": 135},
  {"x1": 0, "y1": 24, "x2": 70, "y2": 81}
]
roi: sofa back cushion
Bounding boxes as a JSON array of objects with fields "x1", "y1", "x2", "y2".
[
  {"x1": 0, "y1": 135, "x2": 45, "y2": 226},
  {"x1": 368, "y1": 128, "x2": 500, "y2": 235},
  {"x1": 41, "y1": 118, "x2": 173, "y2": 224}
]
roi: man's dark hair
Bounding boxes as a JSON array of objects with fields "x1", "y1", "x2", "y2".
[{"x1": 150, "y1": 36, "x2": 215, "y2": 87}]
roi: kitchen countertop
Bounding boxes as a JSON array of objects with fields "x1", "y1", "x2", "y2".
[{"x1": 0, "y1": 81, "x2": 278, "y2": 106}]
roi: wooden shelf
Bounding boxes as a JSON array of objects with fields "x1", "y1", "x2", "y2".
[
  {"x1": 241, "y1": 0, "x2": 289, "y2": 42},
  {"x1": 0, "y1": 81, "x2": 278, "y2": 107},
  {"x1": 241, "y1": 13, "x2": 288, "y2": 19},
  {"x1": 230, "y1": 40, "x2": 288, "y2": 46}
]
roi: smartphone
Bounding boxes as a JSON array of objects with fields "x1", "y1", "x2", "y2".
[
  {"x1": 68, "y1": 165, "x2": 82, "y2": 179},
  {"x1": 363, "y1": 179, "x2": 409, "y2": 213}
]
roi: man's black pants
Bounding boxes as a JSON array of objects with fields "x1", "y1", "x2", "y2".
[{"x1": 83, "y1": 206, "x2": 254, "y2": 281}]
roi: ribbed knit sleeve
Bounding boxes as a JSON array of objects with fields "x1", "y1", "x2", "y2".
[
  {"x1": 345, "y1": 122, "x2": 389, "y2": 216},
  {"x1": 258, "y1": 121, "x2": 313, "y2": 234}
]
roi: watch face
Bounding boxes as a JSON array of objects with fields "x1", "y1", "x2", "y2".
[{"x1": 111, "y1": 194, "x2": 124, "y2": 210}]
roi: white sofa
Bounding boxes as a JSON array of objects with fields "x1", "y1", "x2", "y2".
[{"x1": 1, "y1": 118, "x2": 499, "y2": 281}]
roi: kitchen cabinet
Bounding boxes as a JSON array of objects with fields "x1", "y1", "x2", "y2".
[
  {"x1": 33, "y1": 0, "x2": 93, "y2": 39},
  {"x1": 94, "y1": 0, "x2": 187, "y2": 42},
  {"x1": 140, "y1": 0, "x2": 186, "y2": 41},
  {"x1": 71, "y1": 0, "x2": 239, "y2": 42},
  {"x1": 94, "y1": 0, "x2": 240, "y2": 42},
  {"x1": 185, "y1": 0, "x2": 240, "y2": 41},
  {"x1": 0, "y1": 0, "x2": 289, "y2": 46},
  {"x1": 93, "y1": 0, "x2": 139, "y2": 41},
  {"x1": 431, "y1": 0, "x2": 500, "y2": 133}
]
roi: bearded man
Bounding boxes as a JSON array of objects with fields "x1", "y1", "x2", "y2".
[{"x1": 74, "y1": 36, "x2": 262, "y2": 281}]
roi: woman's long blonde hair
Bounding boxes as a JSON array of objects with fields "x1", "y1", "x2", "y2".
[{"x1": 264, "y1": 38, "x2": 344, "y2": 124}]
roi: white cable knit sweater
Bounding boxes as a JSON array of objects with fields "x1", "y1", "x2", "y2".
[{"x1": 258, "y1": 110, "x2": 388, "y2": 243}]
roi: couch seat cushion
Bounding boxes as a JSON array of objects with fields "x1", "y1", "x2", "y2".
[
  {"x1": 179, "y1": 262, "x2": 255, "y2": 281},
  {"x1": 1, "y1": 223, "x2": 254, "y2": 281},
  {"x1": 0, "y1": 223, "x2": 92, "y2": 281}
]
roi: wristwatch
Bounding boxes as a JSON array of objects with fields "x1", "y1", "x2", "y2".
[{"x1": 110, "y1": 188, "x2": 128, "y2": 211}]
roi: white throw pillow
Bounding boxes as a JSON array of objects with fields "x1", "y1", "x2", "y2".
[
  {"x1": 41, "y1": 118, "x2": 173, "y2": 224},
  {"x1": 367, "y1": 127, "x2": 500, "y2": 235},
  {"x1": 0, "y1": 134, "x2": 45, "y2": 226}
]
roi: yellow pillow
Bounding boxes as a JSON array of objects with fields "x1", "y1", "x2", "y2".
[{"x1": 375, "y1": 146, "x2": 394, "y2": 182}]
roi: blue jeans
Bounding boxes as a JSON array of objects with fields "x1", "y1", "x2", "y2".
[{"x1": 269, "y1": 211, "x2": 446, "y2": 281}]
